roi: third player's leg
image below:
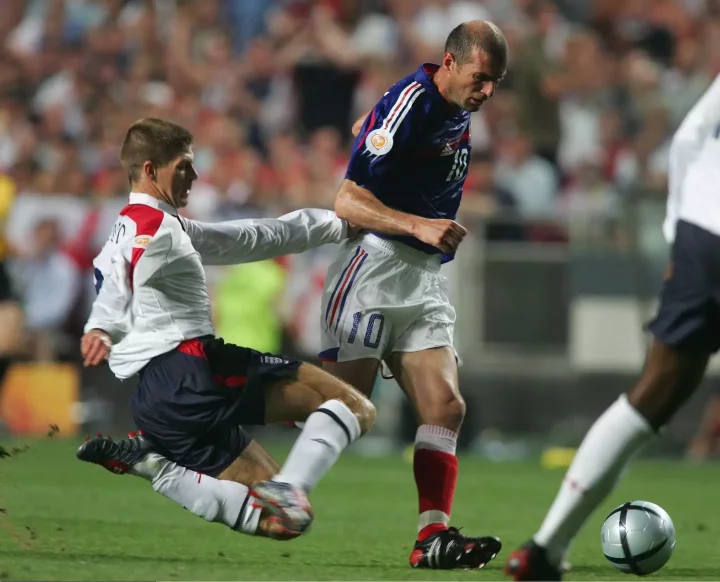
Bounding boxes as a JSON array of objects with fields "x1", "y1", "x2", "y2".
[
  {"x1": 507, "y1": 243, "x2": 715, "y2": 580},
  {"x1": 628, "y1": 338, "x2": 709, "y2": 429},
  {"x1": 513, "y1": 227, "x2": 719, "y2": 578},
  {"x1": 508, "y1": 338, "x2": 710, "y2": 580}
]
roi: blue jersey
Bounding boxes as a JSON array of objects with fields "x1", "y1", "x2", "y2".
[{"x1": 346, "y1": 63, "x2": 471, "y2": 262}]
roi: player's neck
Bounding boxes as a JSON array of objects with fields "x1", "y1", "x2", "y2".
[
  {"x1": 131, "y1": 182, "x2": 175, "y2": 208},
  {"x1": 432, "y1": 69, "x2": 460, "y2": 111}
]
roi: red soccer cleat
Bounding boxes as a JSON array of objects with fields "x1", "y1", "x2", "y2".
[{"x1": 505, "y1": 541, "x2": 562, "y2": 581}]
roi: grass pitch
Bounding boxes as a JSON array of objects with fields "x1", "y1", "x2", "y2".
[{"x1": 1, "y1": 438, "x2": 719, "y2": 580}]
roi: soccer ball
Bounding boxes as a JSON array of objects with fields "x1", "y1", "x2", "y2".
[{"x1": 601, "y1": 501, "x2": 676, "y2": 575}]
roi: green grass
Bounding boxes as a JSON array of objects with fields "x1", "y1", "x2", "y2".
[{"x1": 1, "y1": 439, "x2": 719, "y2": 580}]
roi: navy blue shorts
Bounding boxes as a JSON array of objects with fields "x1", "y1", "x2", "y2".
[
  {"x1": 648, "y1": 220, "x2": 720, "y2": 354},
  {"x1": 131, "y1": 336, "x2": 301, "y2": 476}
]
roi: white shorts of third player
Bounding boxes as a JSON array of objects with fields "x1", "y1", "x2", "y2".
[{"x1": 319, "y1": 233, "x2": 455, "y2": 363}]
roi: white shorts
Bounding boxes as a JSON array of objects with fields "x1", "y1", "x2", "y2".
[{"x1": 319, "y1": 233, "x2": 455, "y2": 363}]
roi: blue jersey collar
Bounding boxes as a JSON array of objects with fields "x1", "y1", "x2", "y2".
[
  {"x1": 415, "y1": 63, "x2": 444, "y2": 102},
  {"x1": 415, "y1": 62, "x2": 465, "y2": 118}
]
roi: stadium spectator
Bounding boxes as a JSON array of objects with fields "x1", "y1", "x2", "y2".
[{"x1": 0, "y1": 0, "x2": 714, "y2": 368}]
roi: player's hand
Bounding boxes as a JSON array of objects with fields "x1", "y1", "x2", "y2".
[
  {"x1": 413, "y1": 218, "x2": 467, "y2": 254},
  {"x1": 346, "y1": 222, "x2": 363, "y2": 239},
  {"x1": 81, "y1": 329, "x2": 112, "y2": 367}
]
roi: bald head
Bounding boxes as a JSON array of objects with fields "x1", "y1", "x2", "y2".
[
  {"x1": 435, "y1": 20, "x2": 507, "y2": 111},
  {"x1": 444, "y1": 20, "x2": 508, "y2": 68}
]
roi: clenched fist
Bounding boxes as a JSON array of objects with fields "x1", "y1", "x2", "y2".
[{"x1": 413, "y1": 218, "x2": 467, "y2": 254}]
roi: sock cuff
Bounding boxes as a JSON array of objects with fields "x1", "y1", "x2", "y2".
[
  {"x1": 415, "y1": 424, "x2": 458, "y2": 455},
  {"x1": 617, "y1": 393, "x2": 653, "y2": 433},
  {"x1": 316, "y1": 399, "x2": 361, "y2": 444}
]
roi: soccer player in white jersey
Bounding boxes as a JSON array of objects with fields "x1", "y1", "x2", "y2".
[
  {"x1": 318, "y1": 22, "x2": 506, "y2": 569},
  {"x1": 77, "y1": 118, "x2": 375, "y2": 540},
  {"x1": 506, "y1": 75, "x2": 720, "y2": 580}
]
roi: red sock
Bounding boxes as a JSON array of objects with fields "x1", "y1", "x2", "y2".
[{"x1": 414, "y1": 448, "x2": 458, "y2": 541}]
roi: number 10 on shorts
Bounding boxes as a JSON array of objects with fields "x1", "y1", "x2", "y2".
[{"x1": 348, "y1": 312, "x2": 385, "y2": 349}]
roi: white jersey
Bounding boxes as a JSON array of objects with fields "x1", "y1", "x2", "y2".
[
  {"x1": 665, "y1": 74, "x2": 720, "y2": 242},
  {"x1": 86, "y1": 192, "x2": 347, "y2": 379}
]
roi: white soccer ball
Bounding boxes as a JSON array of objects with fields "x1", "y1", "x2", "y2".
[{"x1": 601, "y1": 501, "x2": 676, "y2": 575}]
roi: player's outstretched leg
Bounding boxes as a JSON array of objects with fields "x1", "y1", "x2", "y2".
[
  {"x1": 77, "y1": 433, "x2": 302, "y2": 540},
  {"x1": 384, "y1": 348, "x2": 501, "y2": 570},
  {"x1": 505, "y1": 338, "x2": 709, "y2": 580},
  {"x1": 261, "y1": 362, "x2": 376, "y2": 493}
]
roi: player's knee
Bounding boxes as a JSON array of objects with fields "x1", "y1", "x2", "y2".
[
  {"x1": 331, "y1": 383, "x2": 376, "y2": 435},
  {"x1": 443, "y1": 395, "x2": 466, "y2": 431},
  {"x1": 421, "y1": 393, "x2": 466, "y2": 431},
  {"x1": 353, "y1": 392, "x2": 376, "y2": 435},
  {"x1": 628, "y1": 343, "x2": 706, "y2": 429},
  {"x1": 300, "y1": 364, "x2": 376, "y2": 434},
  {"x1": 628, "y1": 375, "x2": 679, "y2": 430},
  {"x1": 628, "y1": 364, "x2": 674, "y2": 427}
]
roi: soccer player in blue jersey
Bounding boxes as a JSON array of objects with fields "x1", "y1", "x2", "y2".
[{"x1": 319, "y1": 21, "x2": 508, "y2": 570}]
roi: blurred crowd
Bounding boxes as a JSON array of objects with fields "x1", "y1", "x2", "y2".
[{"x1": 0, "y1": 0, "x2": 717, "y2": 363}]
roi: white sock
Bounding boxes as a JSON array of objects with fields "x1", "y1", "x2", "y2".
[
  {"x1": 273, "y1": 399, "x2": 361, "y2": 491},
  {"x1": 131, "y1": 453, "x2": 261, "y2": 535},
  {"x1": 533, "y1": 394, "x2": 653, "y2": 565},
  {"x1": 415, "y1": 424, "x2": 458, "y2": 455}
]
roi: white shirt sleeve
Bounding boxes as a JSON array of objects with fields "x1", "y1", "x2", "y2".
[
  {"x1": 180, "y1": 208, "x2": 348, "y2": 266},
  {"x1": 84, "y1": 251, "x2": 133, "y2": 341},
  {"x1": 84, "y1": 227, "x2": 173, "y2": 340}
]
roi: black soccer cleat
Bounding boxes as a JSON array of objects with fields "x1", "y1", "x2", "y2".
[
  {"x1": 76, "y1": 431, "x2": 151, "y2": 475},
  {"x1": 504, "y1": 540, "x2": 562, "y2": 581},
  {"x1": 408, "y1": 527, "x2": 502, "y2": 569}
]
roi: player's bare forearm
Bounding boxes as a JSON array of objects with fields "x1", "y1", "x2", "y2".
[{"x1": 335, "y1": 180, "x2": 418, "y2": 236}]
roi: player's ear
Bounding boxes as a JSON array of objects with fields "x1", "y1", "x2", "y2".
[
  {"x1": 442, "y1": 52, "x2": 455, "y2": 71},
  {"x1": 142, "y1": 161, "x2": 157, "y2": 181}
]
